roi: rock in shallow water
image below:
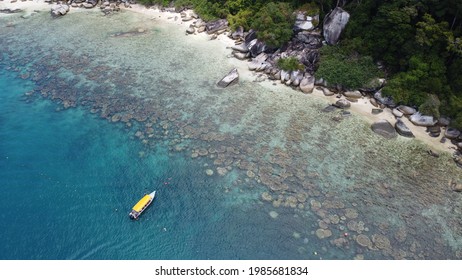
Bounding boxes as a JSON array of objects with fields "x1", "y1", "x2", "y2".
[
  {"x1": 216, "y1": 68, "x2": 239, "y2": 88},
  {"x1": 371, "y1": 119, "x2": 397, "y2": 139}
]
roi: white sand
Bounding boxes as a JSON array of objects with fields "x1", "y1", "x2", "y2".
[
  {"x1": 0, "y1": 0, "x2": 51, "y2": 15},
  {"x1": 1, "y1": 0, "x2": 457, "y2": 154}
]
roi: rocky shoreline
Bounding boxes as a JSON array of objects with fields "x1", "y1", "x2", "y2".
[{"x1": 158, "y1": 4, "x2": 462, "y2": 167}]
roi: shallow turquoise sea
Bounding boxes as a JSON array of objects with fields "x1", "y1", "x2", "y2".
[{"x1": 1, "y1": 9, "x2": 461, "y2": 260}]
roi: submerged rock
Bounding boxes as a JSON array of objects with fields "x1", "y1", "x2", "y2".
[
  {"x1": 0, "y1": 8, "x2": 23, "y2": 14},
  {"x1": 371, "y1": 119, "x2": 397, "y2": 139},
  {"x1": 356, "y1": 234, "x2": 372, "y2": 248},
  {"x1": 395, "y1": 119, "x2": 414, "y2": 138},
  {"x1": 323, "y1": 7, "x2": 350, "y2": 45},
  {"x1": 216, "y1": 68, "x2": 239, "y2": 88},
  {"x1": 371, "y1": 108, "x2": 383, "y2": 115}
]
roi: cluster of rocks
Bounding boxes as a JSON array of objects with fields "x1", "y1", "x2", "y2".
[
  {"x1": 182, "y1": 12, "x2": 227, "y2": 38},
  {"x1": 369, "y1": 91, "x2": 462, "y2": 166},
  {"x1": 48, "y1": 0, "x2": 125, "y2": 16}
]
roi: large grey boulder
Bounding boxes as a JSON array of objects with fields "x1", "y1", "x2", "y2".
[
  {"x1": 323, "y1": 7, "x2": 350, "y2": 45},
  {"x1": 206, "y1": 19, "x2": 228, "y2": 34},
  {"x1": 395, "y1": 119, "x2": 414, "y2": 138},
  {"x1": 371, "y1": 120, "x2": 397, "y2": 139},
  {"x1": 217, "y1": 68, "x2": 239, "y2": 88},
  {"x1": 51, "y1": 4, "x2": 70, "y2": 16},
  {"x1": 409, "y1": 113, "x2": 437, "y2": 127},
  {"x1": 300, "y1": 76, "x2": 315, "y2": 93}
]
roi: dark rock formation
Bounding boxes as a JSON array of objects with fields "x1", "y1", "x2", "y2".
[
  {"x1": 217, "y1": 68, "x2": 239, "y2": 88},
  {"x1": 244, "y1": 30, "x2": 257, "y2": 45},
  {"x1": 249, "y1": 39, "x2": 267, "y2": 58}
]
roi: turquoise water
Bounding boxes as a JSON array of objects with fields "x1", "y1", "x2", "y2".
[{"x1": 1, "y1": 9, "x2": 462, "y2": 260}]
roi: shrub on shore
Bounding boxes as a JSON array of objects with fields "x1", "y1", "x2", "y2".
[
  {"x1": 315, "y1": 45, "x2": 383, "y2": 90},
  {"x1": 277, "y1": 57, "x2": 304, "y2": 71}
]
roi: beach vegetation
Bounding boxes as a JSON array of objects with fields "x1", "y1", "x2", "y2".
[
  {"x1": 251, "y1": 2, "x2": 295, "y2": 48},
  {"x1": 277, "y1": 57, "x2": 304, "y2": 71},
  {"x1": 315, "y1": 45, "x2": 383, "y2": 90}
]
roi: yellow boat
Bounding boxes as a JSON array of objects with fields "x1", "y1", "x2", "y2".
[{"x1": 129, "y1": 191, "x2": 156, "y2": 220}]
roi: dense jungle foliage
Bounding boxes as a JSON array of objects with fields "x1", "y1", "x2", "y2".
[{"x1": 138, "y1": 0, "x2": 462, "y2": 128}]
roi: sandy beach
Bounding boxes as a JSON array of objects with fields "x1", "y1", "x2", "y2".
[{"x1": 1, "y1": 0, "x2": 457, "y2": 154}]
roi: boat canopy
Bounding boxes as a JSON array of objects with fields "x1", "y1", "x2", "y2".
[{"x1": 132, "y1": 195, "x2": 151, "y2": 212}]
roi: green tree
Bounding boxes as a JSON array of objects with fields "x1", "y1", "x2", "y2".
[{"x1": 251, "y1": 2, "x2": 295, "y2": 48}]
